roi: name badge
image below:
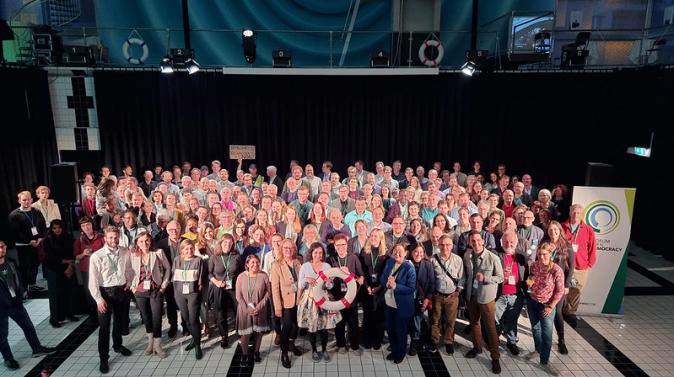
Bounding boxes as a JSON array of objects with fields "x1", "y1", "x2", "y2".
[
  {"x1": 143, "y1": 280, "x2": 151, "y2": 290},
  {"x1": 507, "y1": 275, "x2": 516, "y2": 285},
  {"x1": 290, "y1": 282, "x2": 298, "y2": 292},
  {"x1": 182, "y1": 284, "x2": 190, "y2": 294},
  {"x1": 248, "y1": 302, "x2": 255, "y2": 309},
  {"x1": 31, "y1": 226, "x2": 38, "y2": 236},
  {"x1": 225, "y1": 279, "x2": 233, "y2": 290},
  {"x1": 371, "y1": 274, "x2": 377, "y2": 282},
  {"x1": 572, "y1": 244, "x2": 579, "y2": 252},
  {"x1": 8, "y1": 286, "x2": 16, "y2": 298},
  {"x1": 473, "y1": 279, "x2": 479, "y2": 289}
]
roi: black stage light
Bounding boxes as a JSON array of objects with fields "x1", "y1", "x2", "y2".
[
  {"x1": 160, "y1": 56, "x2": 173, "y2": 73},
  {"x1": 185, "y1": 57, "x2": 200, "y2": 74},
  {"x1": 371, "y1": 51, "x2": 389, "y2": 67},
  {"x1": 272, "y1": 49, "x2": 292, "y2": 68},
  {"x1": 242, "y1": 29, "x2": 256, "y2": 64}
]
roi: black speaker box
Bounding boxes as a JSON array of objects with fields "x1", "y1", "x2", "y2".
[
  {"x1": 585, "y1": 162, "x2": 613, "y2": 187},
  {"x1": 50, "y1": 162, "x2": 79, "y2": 203}
]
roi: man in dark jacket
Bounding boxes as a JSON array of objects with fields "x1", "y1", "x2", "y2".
[
  {"x1": 0, "y1": 240, "x2": 56, "y2": 370},
  {"x1": 7, "y1": 191, "x2": 48, "y2": 295}
]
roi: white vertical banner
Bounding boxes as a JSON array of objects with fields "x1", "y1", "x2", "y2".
[{"x1": 572, "y1": 186, "x2": 636, "y2": 315}]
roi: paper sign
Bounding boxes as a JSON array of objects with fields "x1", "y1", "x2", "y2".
[{"x1": 229, "y1": 145, "x2": 256, "y2": 160}]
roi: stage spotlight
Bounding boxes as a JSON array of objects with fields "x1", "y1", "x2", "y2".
[
  {"x1": 185, "y1": 57, "x2": 200, "y2": 74},
  {"x1": 371, "y1": 51, "x2": 389, "y2": 68},
  {"x1": 242, "y1": 29, "x2": 256, "y2": 64},
  {"x1": 461, "y1": 61, "x2": 476, "y2": 76},
  {"x1": 272, "y1": 50, "x2": 292, "y2": 68},
  {"x1": 160, "y1": 56, "x2": 174, "y2": 73}
]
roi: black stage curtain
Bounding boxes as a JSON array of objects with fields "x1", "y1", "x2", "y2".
[
  {"x1": 0, "y1": 68, "x2": 58, "y2": 244},
  {"x1": 94, "y1": 70, "x2": 669, "y2": 251}
]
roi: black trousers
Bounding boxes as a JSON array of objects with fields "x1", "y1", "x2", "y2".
[
  {"x1": 0, "y1": 303, "x2": 42, "y2": 362},
  {"x1": 335, "y1": 305, "x2": 359, "y2": 350},
  {"x1": 45, "y1": 267, "x2": 76, "y2": 323},
  {"x1": 174, "y1": 291, "x2": 201, "y2": 345},
  {"x1": 280, "y1": 307, "x2": 298, "y2": 353},
  {"x1": 97, "y1": 286, "x2": 130, "y2": 360},
  {"x1": 211, "y1": 287, "x2": 237, "y2": 338},
  {"x1": 16, "y1": 245, "x2": 39, "y2": 290},
  {"x1": 361, "y1": 294, "x2": 385, "y2": 347},
  {"x1": 164, "y1": 284, "x2": 185, "y2": 330},
  {"x1": 135, "y1": 290, "x2": 163, "y2": 338}
]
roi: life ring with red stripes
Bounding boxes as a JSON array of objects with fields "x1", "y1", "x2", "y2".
[
  {"x1": 418, "y1": 39, "x2": 444, "y2": 67},
  {"x1": 312, "y1": 267, "x2": 358, "y2": 311}
]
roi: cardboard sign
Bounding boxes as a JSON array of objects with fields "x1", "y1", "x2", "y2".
[{"x1": 229, "y1": 145, "x2": 256, "y2": 160}]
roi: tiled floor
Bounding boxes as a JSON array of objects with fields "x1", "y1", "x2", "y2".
[{"x1": 2, "y1": 242, "x2": 673, "y2": 377}]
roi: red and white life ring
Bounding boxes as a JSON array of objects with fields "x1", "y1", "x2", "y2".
[
  {"x1": 312, "y1": 267, "x2": 358, "y2": 311},
  {"x1": 418, "y1": 39, "x2": 444, "y2": 67}
]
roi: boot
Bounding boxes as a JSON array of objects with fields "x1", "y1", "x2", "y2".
[
  {"x1": 153, "y1": 338, "x2": 166, "y2": 359},
  {"x1": 144, "y1": 334, "x2": 154, "y2": 355}
]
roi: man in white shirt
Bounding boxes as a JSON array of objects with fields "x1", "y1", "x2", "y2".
[{"x1": 89, "y1": 226, "x2": 132, "y2": 373}]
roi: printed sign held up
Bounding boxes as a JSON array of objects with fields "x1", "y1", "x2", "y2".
[{"x1": 229, "y1": 145, "x2": 256, "y2": 160}]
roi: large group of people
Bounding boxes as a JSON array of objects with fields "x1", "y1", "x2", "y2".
[{"x1": 1, "y1": 158, "x2": 596, "y2": 375}]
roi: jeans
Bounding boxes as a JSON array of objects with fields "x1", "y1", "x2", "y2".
[
  {"x1": 97, "y1": 286, "x2": 130, "y2": 360},
  {"x1": 527, "y1": 298, "x2": 556, "y2": 365},
  {"x1": 554, "y1": 296, "x2": 566, "y2": 342},
  {"x1": 495, "y1": 294, "x2": 524, "y2": 345},
  {"x1": 0, "y1": 304, "x2": 42, "y2": 361},
  {"x1": 135, "y1": 290, "x2": 163, "y2": 338}
]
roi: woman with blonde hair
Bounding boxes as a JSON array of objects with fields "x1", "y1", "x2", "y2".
[
  {"x1": 254, "y1": 208, "x2": 276, "y2": 242},
  {"x1": 32, "y1": 186, "x2": 61, "y2": 227},
  {"x1": 276, "y1": 206, "x2": 302, "y2": 243},
  {"x1": 359, "y1": 229, "x2": 389, "y2": 350},
  {"x1": 297, "y1": 224, "x2": 322, "y2": 261}
]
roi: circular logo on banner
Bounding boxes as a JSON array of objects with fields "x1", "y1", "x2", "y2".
[{"x1": 584, "y1": 200, "x2": 620, "y2": 235}]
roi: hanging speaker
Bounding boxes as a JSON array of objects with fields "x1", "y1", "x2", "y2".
[{"x1": 50, "y1": 162, "x2": 79, "y2": 203}]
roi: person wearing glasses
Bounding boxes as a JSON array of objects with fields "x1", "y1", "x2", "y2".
[
  {"x1": 271, "y1": 239, "x2": 303, "y2": 368},
  {"x1": 525, "y1": 242, "x2": 565, "y2": 374},
  {"x1": 429, "y1": 235, "x2": 464, "y2": 355},
  {"x1": 517, "y1": 210, "x2": 545, "y2": 264},
  {"x1": 380, "y1": 243, "x2": 416, "y2": 363},
  {"x1": 327, "y1": 234, "x2": 365, "y2": 355},
  {"x1": 157, "y1": 221, "x2": 186, "y2": 338}
]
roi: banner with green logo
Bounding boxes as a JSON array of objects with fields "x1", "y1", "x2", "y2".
[{"x1": 572, "y1": 186, "x2": 636, "y2": 315}]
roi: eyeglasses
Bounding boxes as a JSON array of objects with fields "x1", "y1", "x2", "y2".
[
  {"x1": 335, "y1": 243, "x2": 347, "y2": 247},
  {"x1": 440, "y1": 243, "x2": 452, "y2": 247}
]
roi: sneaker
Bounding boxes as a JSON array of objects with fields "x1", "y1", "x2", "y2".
[
  {"x1": 506, "y1": 343, "x2": 520, "y2": 356},
  {"x1": 323, "y1": 351, "x2": 331, "y2": 363},
  {"x1": 312, "y1": 351, "x2": 321, "y2": 362},
  {"x1": 427, "y1": 343, "x2": 438, "y2": 353},
  {"x1": 4, "y1": 359, "x2": 20, "y2": 370},
  {"x1": 29, "y1": 285, "x2": 46, "y2": 292},
  {"x1": 541, "y1": 363, "x2": 557, "y2": 375},
  {"x1": 32, "y1": 346, "x2": 57, "y2": 357},
  {"x1": 558, "y1": 341, "x2": 568, "y2": 355},
  {"x1": 525, "y1": 351, "x2": 539, "y2": 361}
]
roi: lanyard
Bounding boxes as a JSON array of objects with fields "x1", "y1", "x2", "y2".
[
  {"x1": 182, "y1": 259, "x2": 190, "y2": 281},
  {"x1": 570, "y1": 224, "x2": 580, "y2": 244},
  {"x1": 143, "y1": 254, "x2": 151, "y2": 280},
  {"x1": 338, "y1": 256, "x2": 348, "y2": 269},
  {"x1": 370, "y1": 252, "x2": 377, "y2": 273},
  {"x1": 22, "y1": 210, "x2": 35, "y2": 226},
  {"x1": 247, "y1": 273, "x2": 258, "y2": 303},
  {"x1": 220, "y1": 254, "x2": 231, "y2": 277},
  {"x1": 286, "y1": 262, "x2": 296, "y2": 282}
]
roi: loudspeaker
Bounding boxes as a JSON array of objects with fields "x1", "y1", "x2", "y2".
[
  {"x1": 50, "y1": 162, "x2": 79, "y2": 203},
  {"x1": 585, "y1": 162, "x2": 613, "y2": 187}
]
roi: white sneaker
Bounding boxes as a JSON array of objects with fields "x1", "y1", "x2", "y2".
[{"x1": 525, "y1": 351, "x2": 539, "y2": 361}]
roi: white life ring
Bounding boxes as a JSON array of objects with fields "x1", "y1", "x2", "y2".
[
  {"x1": 418, "y1": 39, "x2": 444, "y2": 67},
  {"x1": 312, "y1": 267, "x2": 358, "y2": 311},
  {"x1": 122, "y1": 37, "x2": 149, "y2": 65}
]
